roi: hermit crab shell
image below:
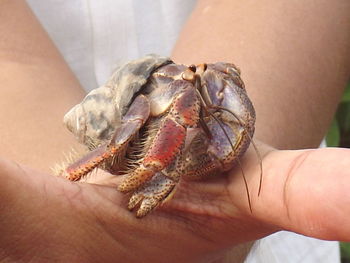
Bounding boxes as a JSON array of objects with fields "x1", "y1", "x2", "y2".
[{"x1": 64, "y1": 54, "x2": 172, "y2": 148}]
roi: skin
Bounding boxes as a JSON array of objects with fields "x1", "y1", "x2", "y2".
[
  {"x1": 173, "y1": 0, "x2": 350, "y2": 150},
  {"x1": 0, "y1": 0, "x2": 85, "y2": 172},
  {"x1": 0, "y1": 0, "x2": 349, "y2": 262}
]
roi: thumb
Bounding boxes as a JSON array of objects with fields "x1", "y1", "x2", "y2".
[{"x1": 247, "y1": 147, "x2": 350, "y2": 241}]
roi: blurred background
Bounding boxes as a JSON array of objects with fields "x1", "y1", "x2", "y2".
[{"x1": 326, "y1": 83, "x2": 350, "y2": 263}]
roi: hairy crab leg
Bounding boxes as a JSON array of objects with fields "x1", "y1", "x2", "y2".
[
  {"x1": 128, "y1": 172, "x2": 177, "y2": 218},
  {"x1": 126, "y1": 119, "x2": 245, "y2": 217},
  {"x1": 118, "y1": 83, "x2": 200, "y2": 193},
  {"x1": 63, "y1": 95, "x2": 150, "y2": 181},
  {"x1": 126, "y1": 118, "x2": 245, "y2": 218},
  {"x1": 126, "y1": 151, "x2": 184, "y2": 217},
  {"x1": 64, "y1": 144, "x2": 116, "y2": 181}
]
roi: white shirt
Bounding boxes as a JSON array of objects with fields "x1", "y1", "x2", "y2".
[
  {"x1": 27, "y1": 0, "x2": 196, "y2": 91},
  {"x1": 27, "y1": 1, "x2": 340, "y2": 262}
]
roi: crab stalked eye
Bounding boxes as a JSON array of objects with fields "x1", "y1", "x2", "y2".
[
  {"x1": 196, "y1": 63, "x2": 207, "y2": 75},
  {"x1": 203, "y1": 63, "x2": 207, "y2": 71},
  {"x1": 189, "y1": 64, "x2": 196, "y2": 73}
]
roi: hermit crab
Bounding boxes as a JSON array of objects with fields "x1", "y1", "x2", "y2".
[{"x1": 61, "y1": 54, "x2": 256, "y2": 218}]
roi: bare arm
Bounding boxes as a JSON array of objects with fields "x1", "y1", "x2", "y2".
[
  {"x1": 0, "y1": 1, "x2": 350, "y2": 262},
  {"x1": 0, "y1": 0, "x2": 85, "y2": 172},
  {"x1": 173, "y1": 0, "x2": 350, "y2": 149}
]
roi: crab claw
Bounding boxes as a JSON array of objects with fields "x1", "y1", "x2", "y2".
[{"x1": 127, "y1": 173, "x2": 176, "y2": 218}]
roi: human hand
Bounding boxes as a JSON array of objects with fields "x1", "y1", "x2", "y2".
[{"x1": 0, "y1": 142, "x2": 349, "y2": 263}]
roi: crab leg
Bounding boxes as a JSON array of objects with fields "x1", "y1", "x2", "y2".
[
  {"x1": 118, "y1": 84, "x2": 200, "y2": 193},
  {"x1": 127, "y1": 172, "x2": 177, "y2": 217},
  {"x1": 64, "y1": 95, "x2": 150, "y2": 181},
  {"x1": 125, "y1": 120, "x2": 243, "y2": 218},
  {"x1": 64, "y1": 144, "x2": 115, "y2": 181}
]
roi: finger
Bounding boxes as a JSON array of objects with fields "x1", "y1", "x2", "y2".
[{"x1": 236, "y1": 147, "x2": 350, "y2": 241}]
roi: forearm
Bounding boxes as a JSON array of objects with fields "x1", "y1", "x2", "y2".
[
  {"x1": 0, "y1": 0, "x2": 85, "y2": 171},
  {"x1": 172, "y1": 0, "x2": 350, "y2": 150}
]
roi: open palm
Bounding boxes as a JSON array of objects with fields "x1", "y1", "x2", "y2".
[{"x1": 1, "y1": 142, "x2": 349, "y2": 263}]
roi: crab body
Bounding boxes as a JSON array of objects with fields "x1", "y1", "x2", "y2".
[{"x1": 62, "y1": 54, "x2": 255, "y2": 217}]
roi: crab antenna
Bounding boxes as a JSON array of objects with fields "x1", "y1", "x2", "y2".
[
  {"x1": 207, "y1": 111, "x2": 253, "y2": 213},
  {"x1": 211, "y1": 105, "x2": 263, "y2": 196},
  {"x1": 236, "y1": 157, "x2": 253, "y2": 213},
  {"x1": 195, "y1": 87, "x2": 253, "y2": 211}
]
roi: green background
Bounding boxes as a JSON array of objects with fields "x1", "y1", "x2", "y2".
[{"x1": 325, "y1": 84, "x2": 350, "y2": 263}]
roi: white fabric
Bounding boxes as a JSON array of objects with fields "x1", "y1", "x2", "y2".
[
  {"x1": 27, "y1": 0, "x2": 196, "y2": 91},
  {"x1": 27, "y1": 1, "x2": 340, "y2": 262},
  {"x1": 246, "y1": 232, "x2": 339, "y2": 263}
]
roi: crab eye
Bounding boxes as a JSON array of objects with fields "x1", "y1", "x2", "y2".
[
  {"x1": 188, "y1": 64, "x2": 196, "y2": 73},
  {"x1": 196, "y1": 63, "x2": 207, "y2": 74}
]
